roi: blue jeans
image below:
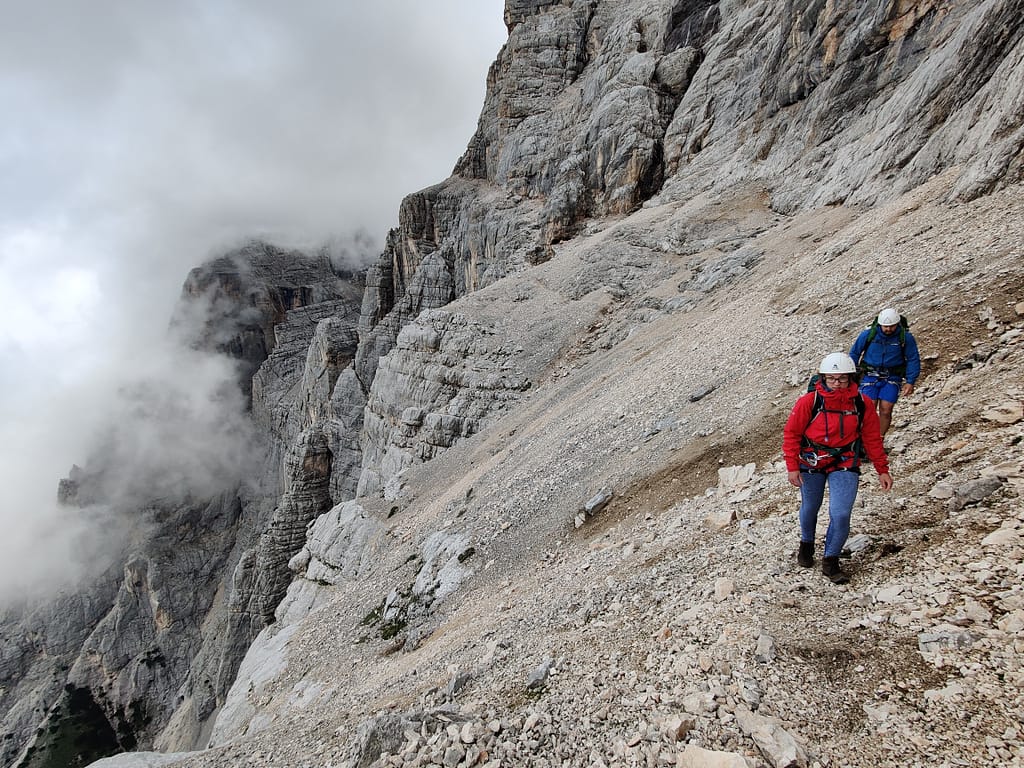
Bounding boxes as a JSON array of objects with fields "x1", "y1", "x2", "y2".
[{"x1": 799, "y1": 470, "x2": 861, "y2": 557}]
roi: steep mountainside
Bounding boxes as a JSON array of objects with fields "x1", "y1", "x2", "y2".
[
  {"x1": 141, "y1": 160, "x2": 1024, "y2": 768},
  {"x1": 3, "y1": 1, "x2": 1022, "y2": 767}
]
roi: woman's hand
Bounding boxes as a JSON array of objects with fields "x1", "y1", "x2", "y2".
[
  {"x1": 787, "y1": 470, "x2": 802, "y2": 487},
  {"x1": 878, "y1": 472, "x2": 893, "y2": 491}
]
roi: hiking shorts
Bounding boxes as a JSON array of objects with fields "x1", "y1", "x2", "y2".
[{"x1": 859, "y1": 374, "x2": 901, "y2": 404}]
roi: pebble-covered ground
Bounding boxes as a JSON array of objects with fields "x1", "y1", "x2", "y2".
[{"x1": 94, "y1": 176, "x2": 1024, "y2": 768}]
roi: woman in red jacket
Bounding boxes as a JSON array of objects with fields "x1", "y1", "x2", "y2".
[{"x1": 783, "y1": 352, "x2": 893, "y2": 584}]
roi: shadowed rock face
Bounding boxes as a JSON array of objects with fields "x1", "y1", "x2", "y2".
[{"x1": 5, "y1": 2, "x2": 1024, "y2": 766}]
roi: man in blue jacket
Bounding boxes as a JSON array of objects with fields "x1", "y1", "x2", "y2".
[{"x1": 849, "y1": 307, "x2": 921, "y2": 437}]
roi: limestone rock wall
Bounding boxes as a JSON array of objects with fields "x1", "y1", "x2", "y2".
[
  {"x1": 656, "y1": 0, "x2": 1024, "y2": 210},
  {"x1": 353, "y1": 181, "x2": 540, "y2": 395},
  {"x1": 65, "y1": 495, "x2": 243, "y2": 750},
  {"x1": 164, "y1": 265, "x2": 364, "y2": 750},
  {"x1": 4, "y1": 494, "x2": 244, "y2": 767},
  {"x1": 457, "y1": 0, "x2": 1024, "y2": 243},
  {"x1": 347, "y1": 0, "x2": 1024, "y2": 504},
  {"x1": 0, "y1": 582, "x2": 120, "y2": 768},
  {"x1": 252, "y1": 298, "x2": 362, "y2": 447},
  {"x1": 233, "y1": 429, "x2": 333, "y2": 629},
  {"x1": 356, "y1": 307, "x2": 533, "y2": 498},
  {"x1": 0, "y1": 245, "x2": 366, "y2": 765}
]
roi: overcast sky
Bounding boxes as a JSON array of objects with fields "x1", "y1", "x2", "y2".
[{"x1": 0, "y1": 1, "x2": 506, "y2": 600}]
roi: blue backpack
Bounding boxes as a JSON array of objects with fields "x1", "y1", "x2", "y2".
[{"x1": 857, "y1": 314, "x2": 910, "y2": 374}]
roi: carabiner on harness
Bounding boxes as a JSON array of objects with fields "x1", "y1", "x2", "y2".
[{"x1": 800, "y1": 450, "x2": 821, "y2": 467}]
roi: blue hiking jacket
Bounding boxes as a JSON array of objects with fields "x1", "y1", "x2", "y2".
[{"x1": 850, "y1": 327, "x2": 921, "y2": 384}]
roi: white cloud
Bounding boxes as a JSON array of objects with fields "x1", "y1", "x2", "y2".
[{"x1": 0, "y1": 227, "x2": 101, "y2": 350}]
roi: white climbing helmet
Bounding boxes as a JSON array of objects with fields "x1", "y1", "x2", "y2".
[
  {"x1": 877, "y1": 307, "x2": 900, "y2": 326},
  {"x1": 819, "y1": 352, "x2": 857, "y2": 375}
]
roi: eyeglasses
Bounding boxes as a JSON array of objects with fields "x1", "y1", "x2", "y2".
[{"x1": 823, "y1": 375, "x2": 849, "y2": 383}]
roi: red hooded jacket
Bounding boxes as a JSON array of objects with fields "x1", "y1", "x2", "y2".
[{"x1": 783, "y1": 380, "x2": 889, "y2": 474}]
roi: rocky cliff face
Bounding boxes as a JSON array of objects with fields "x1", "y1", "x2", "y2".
[
  {"x1": 2, "y1": 244, "x2": 362, "y2": 767},
  {"x1": 5, "y1": 1, "x2": 1024, "y2": 767}
]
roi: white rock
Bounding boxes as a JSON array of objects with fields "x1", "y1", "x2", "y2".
[
  {"x1": 996, "y1": 610, "x2": 1024, "y2": 634},
  {"x1": 734, "y1": 705, "x2": 807, "y2": 768},
  {"x1": 682, "y1": 691, "x2": 715, "y2": 715},
  {"x1": 714, "y1": 578, "x2": 735, "y2": 601},
  {"x1": 717, "y1": 463, "x2": 756, "y2": 490},
  {"x1": 86, "y1": 754, "x2": 192, "y2": 768},
  {"x1": 981, "y1": 402, "x2": 1023, "y2": 424},
  {"x1": 706, "y1": 508, "x2": 736, "y2": 530},
  {"x1": 982, "y1": 526, "x2": 1022, "y2": 547},
  {"x1": 924, "y1": 681, "x2": 965, "y2": 701},
  {"x1": 929, "y1": 482, "x2": 955, "y2": 499},
  {"x1": 875, "y1": 585, "x2": 905, "y2": 604},
  {"x1": 862, "y1": 702, "x2": 897, "y2": 723},
  {"x1": 676, "y1": 744, "x2": 749, "y2": 768}
]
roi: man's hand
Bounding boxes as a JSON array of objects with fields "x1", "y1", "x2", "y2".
[
  {"x1": 901, "y1": 382, "x2": 915, "y2": 397},
  {"x1": 878, "y1": 472, "x2": 893, "y2": 491},
  {"x1": 788, "y1": 470, "x2": 803, "y2": 487}
]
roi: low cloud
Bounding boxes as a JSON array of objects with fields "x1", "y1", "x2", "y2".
[
  {"x1": 0, "y1": 339, "x2": 263, "y2": 605},
  {"x1": 69, "y1": 347, "x2": 263, "y2": 509}
]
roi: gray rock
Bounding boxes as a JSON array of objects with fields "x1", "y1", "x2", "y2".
[
  {"x1": 948, "y1": 476, "x2": 1004, "y2": 512},
  {"x1": 86, "y1": 752, "x2": 192, "y2": 767},
  {"x1": 174, "y1": 241, "x2": 361, "y2": 402},
  {"x1": 678, "y1": 744, "x2": 750, "y2": 768},
  {"x1": 526, "y1": 658, "x2": 554, "y2": 690},
  {"x1": 357, "y1": 306, "x2": 534, "y2": 498},
  {"x1": 584, "y1": 488, "x2": 614, "y2": 516},
  {"x1": 689, "y1": 385, "x2": 716, "y2": 402},
  {"x1": 754, "y1": 633, "x2": 776, "y2": 664},
  {"x1": 918, "y1": 625, "x2": 977, "y2": 654},
  {"x1": 443, "y1": 743, "x2": 466, "y2": 767},
  {"x1": 234, "y1": 428, "x2": 333, "y2": 632},
  {"x1": 844, "y1": 533, "x2": 873, "y2": 554},
  {"x1": 738, "y1": 676, "x2": 763, "y2": 710},
  {"x1": 445, "y1": 670, "x2": 473, "y2": 700},
  {"x1": 352, "y1": 713, "x2": 412, "y2": 768},
  {"x1": 302, "y1": 501, "x2": 385, "y2": 586}
]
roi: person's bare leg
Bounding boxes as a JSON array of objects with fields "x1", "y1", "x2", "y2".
[{"x1": 878, "y1": 400, "x2": 895, "y2": 436}]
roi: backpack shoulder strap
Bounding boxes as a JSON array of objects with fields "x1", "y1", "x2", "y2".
[
  {"x1": 865, "y1": 321, "x2": 879, "y2": 346},
  {"x1": 806, "y1": 392, "x2": 824, "y2": 430}
]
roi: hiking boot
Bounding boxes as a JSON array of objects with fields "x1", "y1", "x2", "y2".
[
  {"x1": 822, "y1": 556, "x2": 849, "y2": 585},
  {"x1": 797, "y1": 541, "x2": 814, "y2": 568}
]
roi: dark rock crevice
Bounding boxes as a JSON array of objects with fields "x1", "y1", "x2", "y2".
[{"x1": 664, "y1": 0, "x2": 720, "y2": 53}]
